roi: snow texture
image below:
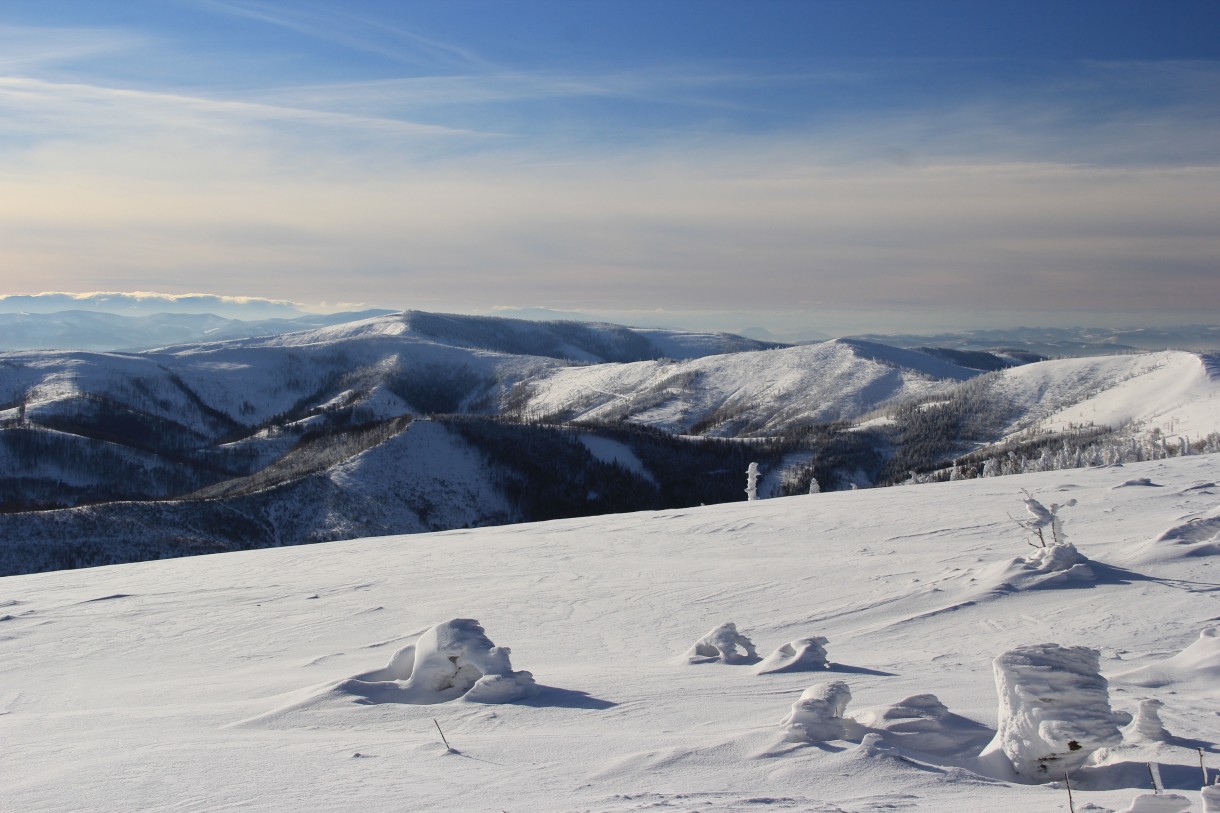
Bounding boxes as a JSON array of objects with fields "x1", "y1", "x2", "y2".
[
  {"x1": 781, "y1": 680, "x2": 854, "y2": 742},
  {"x1": 1203, "y1": 785, "x2": 1220, "y2": 813},
  {"x1": 686, "y1": 622, "x2": 759, "y2": 664},
  {"x1": 980, "y1": 643, "x2": 1122, "y2": 778},
  {"x1": 756, "y1": 637, "x2": 830, "y2": 674}
]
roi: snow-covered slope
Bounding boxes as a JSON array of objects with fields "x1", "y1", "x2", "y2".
[
  {"x1": 992, "y1": 351, "x2": 1220, "y2": 441},
  {"x1": 3, "y1": 454, "x2": 1217, "y2": 812},
  {"x1": 512, "y1": 338, "x2": 979, "y2": 436}
]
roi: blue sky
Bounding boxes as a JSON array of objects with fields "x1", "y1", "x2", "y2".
[{"x1": 1, "y1": 1, "x2": 1218, "y2": 334}]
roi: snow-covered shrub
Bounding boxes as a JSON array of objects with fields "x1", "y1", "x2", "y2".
[
  {"x1": 1122, "y1": 698, "x2": 1170, "y2": 743},
  {"x1": 1016, "y1": 489, "x2": 1076, "y2": 548},
  {"x1": 979, "y1": 643, "x2": 1122, "y2": 778},
  {"x1": 780, "y1": 680, "x2": 854, "y2": 742},
  {"x1": 372, "y1": 618, "x2": 537, "y2": 704},
  {"x1": 757, "y1": 637, "x2": 829, "y2": 674},
  {"x1": 686, "y1": 622, "x2": 759, "y2": 664},
  {"x1": 745, "y1": 462, "x2": 760, "y2": 501},
  {"x1": 852, "y1": 694, "x2": 991, "y2": 756}
]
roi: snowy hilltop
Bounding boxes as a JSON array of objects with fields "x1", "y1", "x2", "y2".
[{"x1": 2, "y1": 453, "x2": 1219, "y2": 812}]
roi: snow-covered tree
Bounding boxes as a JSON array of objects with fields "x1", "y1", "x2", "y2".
[
  {"x1": 1015, "y1": 490, "x2": 1076, "y2": 548},
  {"x1": 808, "y1": 476, "x2": 821, "y2": 495},
  {"x1": 745, "y1": 462, "x2": 760, "y2": 501}
]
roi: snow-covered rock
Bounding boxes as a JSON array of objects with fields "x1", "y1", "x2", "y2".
[
  {"x1": 851, "y1": 694, "x2": 993, "y2": 757},
  {"x1": 780, "y1": 680, "x2": 854, "y2": 742},
  {"x1": 1122, "y1": 698, "x2": 1170, "y2": 743},
  {"x1": 756, "y1": 637, "x2": 829, "y2": 674},
  {"x1": 979, "y1": 644, "x2": 1122, "y2": 778},
  {"x1": 686, "y1": 622, "x2": 759, "y2": 664}
]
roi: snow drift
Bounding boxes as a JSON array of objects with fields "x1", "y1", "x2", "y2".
[{"x1": 1114, "y1": 626, "x2": 1220, "y2": 692}]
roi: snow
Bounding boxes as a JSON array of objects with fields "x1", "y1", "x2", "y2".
[
  {"x1": 578, "y1": 433, "x2": 658, "y2": 484},
  {"x1": 685, "y1": 621, "x2": 760, "y2": 664},
  {"x1": 1123, "y1": 698, "x2": 1170, "y2": 742},
  {"x1": 995, "y1": 351, "x2": 1220, "y2": 442},
  {"x1": 780, "y1": 680, "x2": 855, "y2": 742},
  {"x1": 1118, "y1": 793, "x2": 1193, "y2": 812},
  {"x1": 515, "y1": 338, "x2": 978, "y2": 436},
  {"x1": 756, "y1": 636, "x2": 830, "y2": 674},
  {"x1": 1114, "y1": 626, "x2": 1220, "y2": 690},
  {"x1": 979, "y1": 643, "x2": 1122, "y2": 778},
  {"x1": 2, "y1": 454, "x2": 1219, "y2": 812}
]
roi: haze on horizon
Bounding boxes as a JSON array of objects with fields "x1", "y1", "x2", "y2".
[{"x1": 1, "y1": 1, "x2": 1218, "y2": 336}]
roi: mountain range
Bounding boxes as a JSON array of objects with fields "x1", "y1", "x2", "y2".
[{"x1": 1, "y1": 310, "x2": 1217, "y2": 575}]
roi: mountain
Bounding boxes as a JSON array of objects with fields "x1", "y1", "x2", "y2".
[
  {"x1": 0, "y1": 308, "x2": 398, "y2": 351},
  {"x1": 4, "y1": 454, "x2": 1218, "y2": 812},
  {"x1": 508, "y1": 338, "x2": 981, "y2": 436},
  {"x1": 2, "y1": 310, "x2": 1219, "y2": 575}
]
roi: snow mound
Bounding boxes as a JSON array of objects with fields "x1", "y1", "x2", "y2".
[
  {"x1": 344, "y1": 618, "x2": 538, "y2": 705},
  {"x1": 1121, "y1": 698, "x2": 1170, "y2": 743},
  {"x1": 756, "y1": 637, "x2": 829, "y2": 674},
  {"x1": 981, "y1": 543, "x2": 1096, "y2": 593},
  {"x1": 979, "y1": 644, "x2": 1122, "y2": 779},
  {"x1": 1134, "y1": 512, "x2": 1220, "y2": 563},
  {"x1": 851, "y1": 694, "x2": 994, "y2": 757},
  {"x1": 685, "y1": 622, "x2": 759, "y2": 665},
  {"x1": 1114, "y1": 627, "x2": 1220, "y2": 691},
  {"x1": 1203, "y1": 785, "x2": 1220, "y2": 813},
  {"x1": 780, "y1": 680, "x2": 856, "y2": 742},
  {"x1": 1117, "y1": 793, "x2": 1192, "y2": 813},
  {"x1": 1113, "y1": 478, "x2": 1162, "y2": 488}
]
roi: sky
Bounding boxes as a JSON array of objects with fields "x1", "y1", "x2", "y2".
[{"x1": 1, "y1": 0, "x2": 1218, "y2": 335}]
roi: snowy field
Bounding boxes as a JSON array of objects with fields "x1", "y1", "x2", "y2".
[{"x1": 3, "y1": 455, "x2": 1219, "y2": 812}]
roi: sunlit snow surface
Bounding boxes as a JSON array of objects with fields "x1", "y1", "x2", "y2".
[{"x1": 2, "y1": 455, "x2": 1219, "y2": 812}]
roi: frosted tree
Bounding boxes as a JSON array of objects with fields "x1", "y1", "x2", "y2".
[
  {"x1": 1015, "y1": 490, "x2": 1076, "y2": 548},
  {"x1": 745, "y1": 462, "x2": 760, "y2": 501},
  {"x1": 808, "y1": 476, "x2": 821, "y2": 495}
]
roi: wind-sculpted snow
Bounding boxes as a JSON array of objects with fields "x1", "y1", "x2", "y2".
[{"x1": 2, "y1": 455, "x2": 1219, "y2": 812}]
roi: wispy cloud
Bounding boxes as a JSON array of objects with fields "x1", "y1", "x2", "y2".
[
  {"x1": 0, "y1": 24, "x2": 144, "y2": 71},
  {"x1": 185, "y1": 0, "x2": 493, "y2": 72}
]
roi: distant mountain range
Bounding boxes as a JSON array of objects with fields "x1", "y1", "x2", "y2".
[{"x1": 1, "y1": 310, "x2": 1217, "y2": 575}]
